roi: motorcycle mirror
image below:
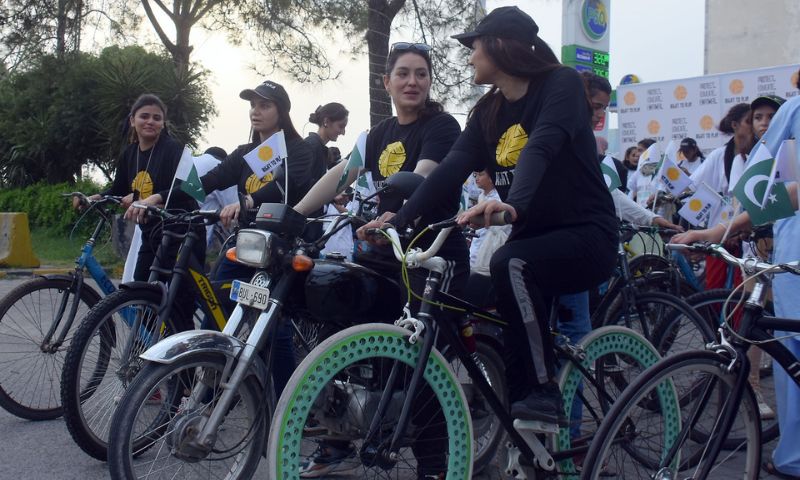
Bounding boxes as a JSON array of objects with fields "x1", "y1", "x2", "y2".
[{"x1": 384, "y1": 172, "x2": 424, "y2": 200}]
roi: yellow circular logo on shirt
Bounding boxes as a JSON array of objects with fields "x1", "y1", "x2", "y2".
[
  {"x1": 131, "y1": 171, "x2": 153, "y2": 199},
  {"x1": 245, "y1": 172, "x2": 274, "y2": 194},
  {"x1": 378, "y1": 141, "x2": 406, "y2": 177},
  {"x1": 496, "y1": 124, "x2": 527, "y2": 168}
]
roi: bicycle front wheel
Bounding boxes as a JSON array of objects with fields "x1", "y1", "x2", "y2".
[
  {"x1": 580, "y1": 350, "x2": 761, "y2": 480},
  {"x1": 268, "y1": 323, "x2": 473, "y2": 480},
  {"x1": 0, "y1": 275, "x2": 100, "y2": 420},
  {"x1": 61, "y1": 287, "x2": 175, "y2": 460},
  {"x1": 108, "y1": 353, "x2": 267, "y2": 479}
]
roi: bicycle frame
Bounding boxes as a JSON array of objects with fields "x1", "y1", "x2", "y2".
[
  {"x1": 361, "y1": 252, "x2": 625, "y2": 473},
  {"x1": 41, "y1": 203, "x2": 118, "y2": 351}
]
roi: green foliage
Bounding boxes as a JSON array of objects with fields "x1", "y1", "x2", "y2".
[
  {"x1": 0, "y1": 46, "x2": 215, "y2": 188},
  {"x1": 0, "y1": 180, "x2": 107, "y2": 235}
]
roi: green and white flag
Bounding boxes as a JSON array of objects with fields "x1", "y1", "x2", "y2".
[
  {"x1": 601, "y1": 155, "x2": 621, "y2": 191},
  {"x1": 243, "y1": 130, "x2": 287, "y2": 179},
  {"x1": 732, "y1": 142, "x2": 795, "y2": 225},
  {"x1": 171, "y1": 147, "x2": 206, "y2": 203},
  {"x1": 338, "y1": 130, "x2": 368, "y2": 191},
  {"x1": 637, "y1": 143, "x2": 661, "y2": 178}
]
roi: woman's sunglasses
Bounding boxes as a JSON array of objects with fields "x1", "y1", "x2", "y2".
[{"x1": 390, "y1": 42, "x2": 432, "y2": 54}]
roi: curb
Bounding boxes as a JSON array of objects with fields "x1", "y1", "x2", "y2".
[{"x1": 0, "y1": 268, "x2": 73, "y2": 279}]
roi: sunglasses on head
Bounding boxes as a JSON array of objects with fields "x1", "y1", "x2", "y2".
[{"x1": 390, "y1": 42, "x2": 432, "y2": 54}]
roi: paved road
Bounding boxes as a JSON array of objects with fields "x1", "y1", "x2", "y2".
[{"x1": 0, "y1": 278, "x2": 784, "y2": 479}]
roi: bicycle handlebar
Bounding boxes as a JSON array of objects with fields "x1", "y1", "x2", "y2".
[{"x1": 666, "y1": 243, "x2": 800, "y2": 275}]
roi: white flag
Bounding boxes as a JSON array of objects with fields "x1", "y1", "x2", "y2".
[
  {"x1": 637, "y1": 143, "x2": 661, "y2": 178},
  {"x1": 601, "y1": 155, "x2": 622, "y2": 190},
  {"x1": 678, "y1": 182, "x2": 722, "y2": 227},
  {"x1": 243, "y1": 131, "x2": 287, "y2": 179},
  {"x1": 656, "y1": 154, "x2": 694, "y2": 195}
]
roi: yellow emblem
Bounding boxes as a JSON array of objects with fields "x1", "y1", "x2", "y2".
[
  {"x1": 496, "y1": 124, "x2": 527, "y2": 168},
  {"x1": 647, "y1": 120, "x2": 661, "y2": 135},
  {"x1": 378, "y1": 141, "x2": 406, "y2": 177},
  {"x1": 258, "y1": 146, "x2": 274, "y2": 161},
  {"x1": 624, "y1": 91, "x2": 636, "y2": 106},
  {"x1": 245, "y1": 172, "x2": 274, "y2": 194},
  {"x1": 729, "y1": 79, "x2": 744, "y2": 95},
  {"x1": 131, "y1": 171, "x2": 154, "y2": 199},
  {"x1": 674, "y1": 85, "x2": 687, "y2": 101},
  {"x1": 666, "y1": 167, "x2": 681, "y2": 181},
  {"x1": 689, "y1": 199, "x2": 703, "y2": 211}
]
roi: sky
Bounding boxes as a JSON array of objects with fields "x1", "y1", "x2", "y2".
[{"x1": 188, "y1": 0, "x2": 706, "y2": 156}]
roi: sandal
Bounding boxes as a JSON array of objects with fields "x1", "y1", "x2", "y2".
[{"x1": 763, "y1": 460, "x2": 800, "y2": 480}]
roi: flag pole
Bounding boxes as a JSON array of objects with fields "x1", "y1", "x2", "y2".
[{"x1": 283, "y1": 156, "x2": 289, "y2": 205}]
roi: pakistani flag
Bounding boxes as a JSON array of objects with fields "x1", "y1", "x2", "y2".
[
  {"x1": 601, "y1": 155, "x2": 621, "y2": 191},
  {"x1": 761, "y1": 139, "x2": 798, "y2": 208},
  {"x1": 637, "y1": 143, "x2": 661, "y2": 178},
  {"x1": 338, "y1": 131, "x2": 368, "y2": 191},
  {"x1": 732, "y1": 142, "x2": 795, "y2": 226},
  {"x1": 171, "y1": 147, "x2": 206, "y2": 203}
]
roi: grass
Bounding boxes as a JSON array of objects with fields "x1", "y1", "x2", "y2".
[{"x1": 30, "y1": 227, "x2": 125, "y2": 276}]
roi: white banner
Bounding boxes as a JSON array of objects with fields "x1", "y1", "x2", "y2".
[{"x1": 617, "y1": 64, "x2": 799, "y2": 156}]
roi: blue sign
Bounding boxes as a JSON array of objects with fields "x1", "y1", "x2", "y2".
[
  {"x1": 581, "y1": 0, "x2": 609, "y2": 42},
  {"x1": 575, "y1": 47, "x2": 593, "y2": 63}
]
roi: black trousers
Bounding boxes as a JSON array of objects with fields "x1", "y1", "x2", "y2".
[
  {"x1": 490, "y1": 225, "x2": 616, "y2": 402},
  {"x1": 133, "y1": 225, "x2": 206, "y2": 333}
]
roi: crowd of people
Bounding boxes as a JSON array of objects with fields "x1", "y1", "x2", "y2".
[{"x1": 80, "y1": 4, "x2": 800, "y2": 478}]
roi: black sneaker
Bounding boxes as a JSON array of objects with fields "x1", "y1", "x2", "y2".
[{"x1": 510, "y1": 382, "x2": 568, "y2": 427}]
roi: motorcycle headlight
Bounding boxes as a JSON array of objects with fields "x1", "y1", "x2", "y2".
[{"x1": 234, "y1": 229, "x2": 273, "y2": 268}]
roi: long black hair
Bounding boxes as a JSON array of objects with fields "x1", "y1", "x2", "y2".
[
  {"x1": 128, "y1": 94, "x2": 167, "y2": 144},
  {"x1": 468, "y1": 36, "x2": 562, "y2": 143},
  {"x1": 385, "y1": 47, "x2": 444, "y2": 122}
]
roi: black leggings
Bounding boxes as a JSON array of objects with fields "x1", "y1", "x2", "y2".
[{"x1": 490, "y1": 225, "x2": 616, "y2": 402}]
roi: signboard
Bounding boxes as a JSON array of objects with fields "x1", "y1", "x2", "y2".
[{"x1": 617, "y1": 64, "x2": 799, "y2": 155}]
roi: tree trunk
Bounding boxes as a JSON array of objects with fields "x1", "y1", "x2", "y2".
[
  {"x1": 55, "y1": 0, "x2": 68, "y2": 59},
  {"x1": 366, "y1": 0, "x2": 405, "y2": 127}
]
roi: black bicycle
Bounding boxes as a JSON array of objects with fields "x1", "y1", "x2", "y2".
[
  {"x1": 581, "y1": 242, "x2": 800, "y2": 479},
  {"x1": 267, "y1": 211, "x2": 672, "y2": 480}
]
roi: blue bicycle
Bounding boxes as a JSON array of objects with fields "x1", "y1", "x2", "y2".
[{"x1": 0, "y1": 193, "x2": 121, "y2": 420}]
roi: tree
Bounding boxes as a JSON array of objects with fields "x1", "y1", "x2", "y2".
[
  {"x1": 0, "y1": 0, "x2": 134, "y2": 72},
  {"x1": 0, "y1": 46, "x2": 214, "y2": 187}
]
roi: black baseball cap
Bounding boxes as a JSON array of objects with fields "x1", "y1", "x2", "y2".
[
  {"x1": 239, "y1": 80, "x2": 291, "y2": 112},
  {"x1": 679, "y1": 138, "x2": 698, "y2": 150},
  {"x1": 751, "y1": 94, "x2": 785, "y2": 112},
  {"x1": 451, "y1": 6, "x2": 539, "y2": 48}
]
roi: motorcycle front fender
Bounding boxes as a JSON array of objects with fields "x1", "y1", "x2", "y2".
[{"x1": 140, "y1": 329, "x2": 245, "y2": 364}]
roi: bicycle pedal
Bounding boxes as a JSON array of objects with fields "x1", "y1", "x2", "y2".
[{"x1": 513, "y1": 419, "x2": 559, "y2": 435}]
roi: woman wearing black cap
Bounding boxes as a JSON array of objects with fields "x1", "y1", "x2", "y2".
[
  {"x1": 200, "y1": 80, "x2": 315, "y2": 227},
  {"x1": 387, "y1": 6, "x2": 618, "y2": 428}
]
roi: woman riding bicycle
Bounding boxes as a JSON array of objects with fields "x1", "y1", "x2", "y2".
[
  {"x1": 293, "y1": 40, "x2": 466, "y2": 479},
  {"x1": 387, "y1": 6, "x2": 618, "y2": 426}
]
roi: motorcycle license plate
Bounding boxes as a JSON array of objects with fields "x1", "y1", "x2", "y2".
[{"x1": 230, "y1": 280, "x2": 270, "y2": 310}]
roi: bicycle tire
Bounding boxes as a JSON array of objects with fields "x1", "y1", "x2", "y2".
[
  {"x1": 603, "y1": 292, "x2": 715, "y2": 357},
  {"x1": 0, "y1": 275, "x2": 101, "y2": 420},
  {"x1": 685, "y1": 288, "x2": 779, "y2": 445},
  {"x1": 108, "y1": 353, "x2": 266, "y2": 479},
  {"x1": 580, "y1": 350, "x2": 761, "y2": 480},
  {"x1": 555, "y1": 326, "x2": 664, "y2": 478},
  {"x1": 268, "y1": 323, "x2": 473, "y2": 480},
  {"x1": 61, "y1": 288, "x2": 175, "y2": 460}
]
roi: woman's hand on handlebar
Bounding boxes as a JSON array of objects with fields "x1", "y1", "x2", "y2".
[
  {"x1": 219, "y1": 201, "x2": 242, "y2": 229},
  {"x1": 356, "y1": 211, "x2": 395, "y2": 246},
  {"x1": 72, "y1": 193, "x2": 101, "y2": 211},
  {"x1": 125, "y1": 193, "x2": 163, "y2": 224},
  {"x1": 652, "y1": 216, "x2": 684, "y2": 232},
  {"x1": 457, "y1": 199, "x2": 516, "y2": 228},
  {"x1": 671, "y1": 224, "x2": 723, "y2": 245}
]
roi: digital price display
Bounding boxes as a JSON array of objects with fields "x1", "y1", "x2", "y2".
[{"x1": 593, "y1": 51, "x2": 610, "y2": 68}]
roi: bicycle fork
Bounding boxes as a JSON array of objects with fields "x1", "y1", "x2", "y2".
[{"x1": 40, "y1": 270, "x2": 84, "y2": 352}]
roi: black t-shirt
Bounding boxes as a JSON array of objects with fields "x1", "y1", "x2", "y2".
[
  {"x1": 105, "y1": 134, "x2": 196, "y2": 211},
  {"x1": 392, "y1": 67, "x2": 617, "y2": 241},
  {"x1": 304, "y1": 132, "x2": 329, "y2": 180},
  {"x1": 200, "y1": 136, "x2": 316, "y2": 207},
  {"x1": 364, "y1": 112, "x2": 461, "y2": 223}
]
